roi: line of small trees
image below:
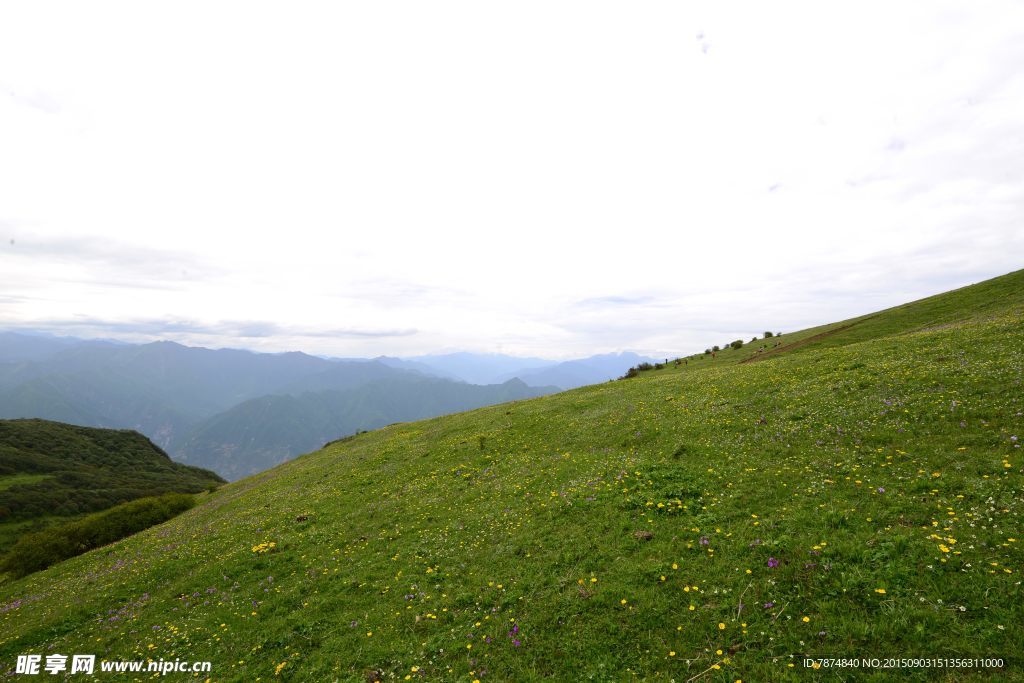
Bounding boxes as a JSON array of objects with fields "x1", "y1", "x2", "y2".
[
  {"x1": 621, "y1": 361, "x2": 659, "y2": 379},
  {"x1": 0, "y1": 492, "x2": 196, "y2": 578},
  {"x1": 704, "y1": 332, "x2": 781, "y2": 355},
  {"x1": 620, "y1": 331, "x2": 783, "y2": 379}
]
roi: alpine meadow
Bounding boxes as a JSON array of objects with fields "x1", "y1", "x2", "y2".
[
  {"x1": 0, "y1": 269, "x2": 1021, "y2": 682},
  {"x1": 5, "y1": 0, "x2": 1024, "y2": 680}
]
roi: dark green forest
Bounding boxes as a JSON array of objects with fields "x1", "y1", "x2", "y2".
[
  {"x1": 0, "y1": 419, "x2": 222, "y2": 553},
  {"x1": 1, "y1": 492, "x2": 197, "y2": 578}
]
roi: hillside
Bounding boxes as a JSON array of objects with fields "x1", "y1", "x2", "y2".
[
  {"x1": 0, "y1": 419, "x2": 224, "y2": 554},
  {"x1": 663, "y1": 268, "x2": 1024, "y2": 371},
  {"x1": 0, "y1": 270, "x2": 1021, "y2": 681},
  {"x1": 174, "y1": 378, "x2": 558, "y2": 480}
]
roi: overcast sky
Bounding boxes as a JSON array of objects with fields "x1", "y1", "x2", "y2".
[{"x1": 1, "y1": 2, "x2": 1022, "y2": 359}]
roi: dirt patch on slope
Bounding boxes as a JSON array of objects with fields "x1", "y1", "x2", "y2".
[{"x1": 740, "y1": 315, "x2": 879, "y2": 364}]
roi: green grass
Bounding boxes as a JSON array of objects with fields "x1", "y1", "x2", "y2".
[
  {"x1": 0, "y1": 473, "x2": 51, "y2": 492},
  {"x1": 0, "y1": 270, "x2": 1021, "y2": 681}
]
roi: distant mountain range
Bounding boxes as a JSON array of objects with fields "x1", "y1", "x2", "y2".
[
  {"x1": 380, "y1": 350, "x2": 657, "y2": 389},
  {"x1": 0, "y1": 331, "x2": 655, "y2": 479},
  {"x1": 397, "y1": 352, "x2": 557, "y2": 385},
  {"x1": 493, "y1": 351, "x2": 657, "y2": 388}
]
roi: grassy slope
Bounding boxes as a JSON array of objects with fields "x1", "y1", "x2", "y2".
[
  {"x1": 0, "y1": 271, "x2": 1022, "y2": 681},
  {"x1": 174, "y1": 378, "x2": 556, "y2": 481},
  {"x1": 672, "y1": 269, "x2": 1024, "y2": 370}
]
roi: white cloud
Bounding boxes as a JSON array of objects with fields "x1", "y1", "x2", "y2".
[{"x1": 0, "y1": 1, "x2": 1021, "y2": 358}]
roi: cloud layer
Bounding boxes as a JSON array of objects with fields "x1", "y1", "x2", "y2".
[{"x1": 1, "y1": 2, "x2": 1022, "y2": 358}]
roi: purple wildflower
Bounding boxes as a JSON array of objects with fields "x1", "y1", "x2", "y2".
[
  {"x1": 507, "y1": 621, "x2": 522, "y2": 647},
  {"x1": 767, "y1": 557, "x2": 779, "y2": 568}
]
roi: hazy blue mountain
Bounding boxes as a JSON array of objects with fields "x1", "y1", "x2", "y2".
[
  {"x1": 372, "y1": 356, "x2": 461, "y2": 380},
  {"x1": 0, "y1": 332, "x2": 101, "y2": 363},
  {"x1": 31, "y1": 341, "x2": 334, "y2": 412},
  {"x1": 406, "y1": 352, "x2": 558, "y2": 385},
  {"x1": 174, "y1": 377, "x2": 558, "y2": 480},
  {"x1": 277, "y1": 360, "x2": 418, "y2": 394},
  {"x1": 504, "y1": 351, "x2": 659, "y2": 389},
  {"x1": 0, "y1": 370, "x2": 198, "y2": 448},
  {"x1": 0, "y1": 339, "x2": 421, "y2": 449}
]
